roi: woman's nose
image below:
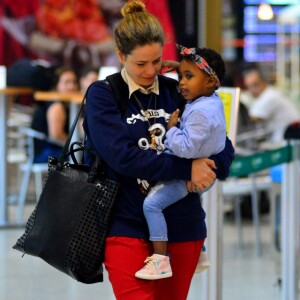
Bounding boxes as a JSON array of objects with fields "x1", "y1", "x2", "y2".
[
  {"x1": 69, "y1": 83, "x2": 78, "y2": 91},
  {"x1": 145, "y1": 64, "x2": 156, "y2": 76}
]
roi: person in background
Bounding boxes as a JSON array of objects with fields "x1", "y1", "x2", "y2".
[
  {"x1": 79, "y1": 66, "x2": 99, "y2": 94},
  {"x1": 31, "y1": 66, "x2": 79, "y2": 163},
  {"x1": 242, "y1": 67, "x2": 300, "y2": 144},
  {"x1": 135, "y1": 45, "x2": 226, "y2": 280}
]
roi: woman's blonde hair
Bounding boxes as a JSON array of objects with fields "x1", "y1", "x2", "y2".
[{"x1": 114, "y1": 0, "x2": 164, "y2": 55}]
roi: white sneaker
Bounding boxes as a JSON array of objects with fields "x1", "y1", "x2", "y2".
[
  {"x1": 135, "y1": 254, "x2": 173, "y2": 280},
  {"x1": 195, "y1": 251, "x2": 210, "y2": 273}
]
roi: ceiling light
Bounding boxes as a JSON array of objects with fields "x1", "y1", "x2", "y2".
[{"x1": 258, "y1": 3, "x2": 274, "y2": 20}]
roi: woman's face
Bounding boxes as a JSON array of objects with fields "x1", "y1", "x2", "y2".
[
  {"x1": 117, "y1": 43, "x2": 163, "y2": 88},
  {"x1": 56, "y1": 71, "x2": 78, "y2": 93},
  {"x1": 80, "y1": 71, "x2": 98, "y2": 93}
]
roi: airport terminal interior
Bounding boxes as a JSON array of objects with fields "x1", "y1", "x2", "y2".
[{"x1": 1, "y1": 0, "x2": 300, "y2": 299}]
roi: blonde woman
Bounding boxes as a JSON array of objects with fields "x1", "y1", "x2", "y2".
[{"x1": 83, "y1": 1, "x2": 234, "y2": 299}]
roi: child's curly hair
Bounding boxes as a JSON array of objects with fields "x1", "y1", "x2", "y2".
[{"x1": 195, "y1": 47, "x2": 226, "y2": 86}]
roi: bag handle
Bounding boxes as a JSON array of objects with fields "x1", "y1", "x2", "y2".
[
  {"x1": 54, "y1": 91, "x2": 104, "y2": 181},
  {"x1": 66, "y1": 141, "x2": 104, "y2": 182},
  {"x1": 67, "y1": 141, "x2": 95, "y2": 165}
]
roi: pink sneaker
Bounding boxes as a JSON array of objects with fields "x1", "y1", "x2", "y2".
[{"x1": 135, "y1": 254, "x2": 173, "y2": 280}]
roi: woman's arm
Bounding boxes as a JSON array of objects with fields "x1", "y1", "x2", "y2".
[
  {"x1": 209, "y1": 136, "x2": 235, "y2": 180},
  {"x1": 84, "y1": 81, "x2": 233, "y2": 186},
  {"x1": 84, "y1": 81, "x2": 192, "y2": 182},
  {"x1": 161, "y1": 60, "x2": 179, "y2": 73},
  {"x1": 47, "y1": 102, "x2": 68, "y2": 141},
  {"x1": 188, "y1": 137, "x2": 234, "y2": 191}
]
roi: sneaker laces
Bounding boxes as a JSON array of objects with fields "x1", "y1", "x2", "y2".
[{"x1": 143, "y1": 256, "x2": 158, "y2": 270}]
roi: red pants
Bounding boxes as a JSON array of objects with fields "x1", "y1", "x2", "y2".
[{"x1": 104, "y1": 237, "x2": 204, "y2": 300}]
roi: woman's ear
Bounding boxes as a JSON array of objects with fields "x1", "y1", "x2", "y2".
[{"x1": 115, "y1": 48, "x2": 125, "y2": 65}]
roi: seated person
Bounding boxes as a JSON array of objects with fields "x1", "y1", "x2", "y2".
[
  {"x1": 31, "y1": 66, "x2": 79, "y2": 163},
  {"x1": 242, "y1": 67, "x2": 300, "y2": 145},
  {"x1": 79, "y1": 66, "x2": 99, "y2": 94}
]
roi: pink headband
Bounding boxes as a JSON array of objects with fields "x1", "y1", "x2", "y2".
[{"x1": 176, "y1": 44, "x2": 221, "y2": 87}]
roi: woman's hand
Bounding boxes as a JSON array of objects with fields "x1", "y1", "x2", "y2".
[
  {"x1": 161, "y1": 60, "x2": 179, "y2": 73},
  {"x1": 191, "y1": 158, "x2": 216, "y2": 191}
]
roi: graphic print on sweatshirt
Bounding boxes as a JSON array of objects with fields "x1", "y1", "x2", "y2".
[
  {"x1": 127, "y1": 108, "x2": 170, "y2": 154},
  {"x1": 126, "y1": 108, "x2": 171, "y2": 194}
]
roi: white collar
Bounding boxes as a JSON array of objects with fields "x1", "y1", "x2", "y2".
[{"x1": 121, "y1": 68, "x2": 159, "y2": 98}]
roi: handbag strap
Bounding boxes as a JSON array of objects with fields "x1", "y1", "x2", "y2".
[{"x1": 54, "y1": 89, "x2": 104, "y2": 182}]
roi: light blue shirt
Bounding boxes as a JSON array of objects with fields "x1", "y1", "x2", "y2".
[{"x1": 165, "y1": 92, "x2": 226, "y2": 159}]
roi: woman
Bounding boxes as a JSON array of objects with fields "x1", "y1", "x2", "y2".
[
  {"x1": 31, "y1": 66, "x2": 79, "y2": 163},
  {"x1": 83, "y1": 1, "x2": 234, "y2": 299}
]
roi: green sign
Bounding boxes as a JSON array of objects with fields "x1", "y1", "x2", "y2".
[{"x1": 229, "y1": 145, "x2": 293, "y2": 177}]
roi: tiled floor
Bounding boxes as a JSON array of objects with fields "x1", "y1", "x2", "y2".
[
  {"x1": 0, "y1": 205, "x2": 285, "y2": 300},
  {"x1": 222, "y1": 217, "x2": 281, "y2": 300}
]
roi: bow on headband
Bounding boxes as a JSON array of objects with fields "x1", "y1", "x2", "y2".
[{"x1": 176, "y1": 44, "x2": 221, "y2": 87}]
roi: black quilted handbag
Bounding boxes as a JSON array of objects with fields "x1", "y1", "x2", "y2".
[{"x1": 12, "y1": 96, "x2": 119, "y2": 284}]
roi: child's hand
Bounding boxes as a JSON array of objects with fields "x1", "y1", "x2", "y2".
[{"x1": 167, "y1": 109, "x2": 180, "y2": 130}]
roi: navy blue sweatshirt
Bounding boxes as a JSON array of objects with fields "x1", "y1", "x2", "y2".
[{"x1": 83, "y1": 76, "x2": 234, "y2": 242}]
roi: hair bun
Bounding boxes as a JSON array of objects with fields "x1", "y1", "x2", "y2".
[{"x1": 121, "y1": 0, "x2": 146, "y2": 17}]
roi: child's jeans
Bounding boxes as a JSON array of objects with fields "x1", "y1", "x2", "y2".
[
  {"x1": 144, "y1": 179, "x2": 213, "y2": 241},
  {"x1": 143, "y1": 180, "x2": 188, "y2": 241}
]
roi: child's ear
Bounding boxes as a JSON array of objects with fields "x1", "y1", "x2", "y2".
[{"x1": 207, "y1": 76, "x2": 217, "y2": 88}]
